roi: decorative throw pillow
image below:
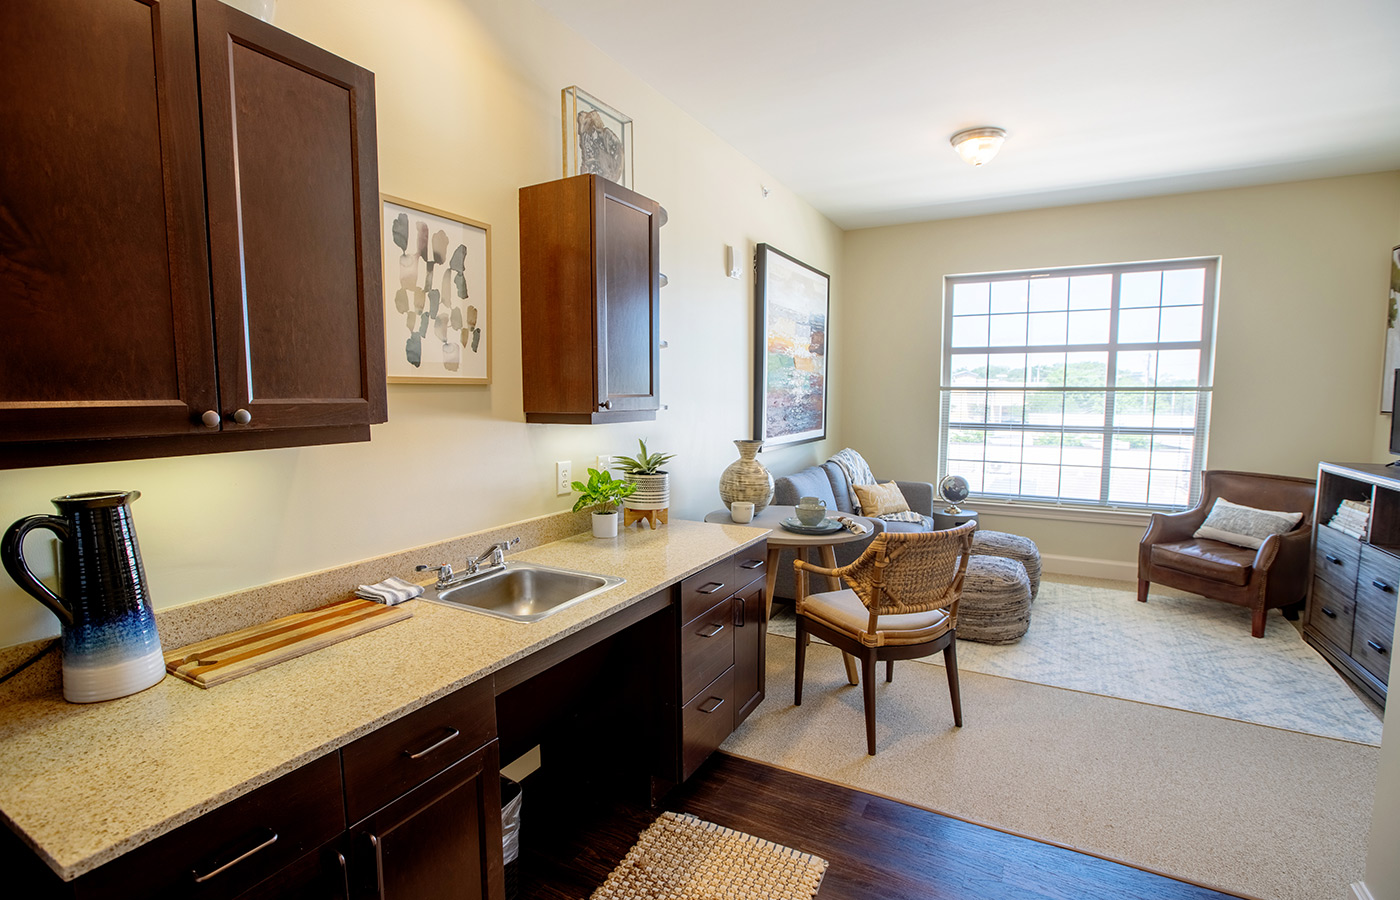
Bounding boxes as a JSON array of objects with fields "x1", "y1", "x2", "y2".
[
  {"x1": 1193, "y1": 497, "x2": 1304, "y2": 550},
  {"x1": 852, "y1": 481, "x2": 911, "y2": 518}
]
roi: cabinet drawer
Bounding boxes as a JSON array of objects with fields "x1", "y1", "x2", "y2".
[
  {"x1": 1354, "y1": 590, "x2": 1398, "y2": 686},
  {"x1": 1315, "y1": 526, "x2": 1361, "y2": 591},
  {"x1": 681, "y1": 667, "x2": 735, "y2": 781},
  {"x1": 679, "y1": 556, "x2": 735, "y2": 625},
  {"x1": 733, "y1": 541, "x2": 768, "y2": 584},
  {"x1": 1309, "y1": 576, "x2": 1356, "y2": 650},
  {"x1": 78, "y1": 753, "x2": 344, "y2": 899},
  {"x1": 1359, "y1": 543, "x2": 1400, "y2": 604},
  {"x1": 342, "y1": 677, "x2": 496, "y2": 823},
  {"x1": 681, "y1": 596, "x2": 736, "y2": 702}
]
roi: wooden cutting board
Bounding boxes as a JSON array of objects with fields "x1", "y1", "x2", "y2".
[{"x1": 164, "y1": 598, "x2": 413, "y2": 688}]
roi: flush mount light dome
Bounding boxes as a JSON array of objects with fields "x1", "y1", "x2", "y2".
[{"x1": 950, "y1": 126, "x2": 1007, "y2": 167}]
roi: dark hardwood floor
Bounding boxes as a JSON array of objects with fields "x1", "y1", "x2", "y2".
[{"x1": 516, "y1": 752, "x2": 1241, "y2": 900}]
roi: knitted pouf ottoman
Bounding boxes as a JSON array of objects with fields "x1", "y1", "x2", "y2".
[
  {"x1": 971, "y1": 530, "x2": 1042, "y2": 600},
  {"x1": 957, "y1": 555, "x2": 1033, "y2": 644}
]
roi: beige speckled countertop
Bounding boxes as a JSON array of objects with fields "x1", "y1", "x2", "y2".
[{"x1": 0, "y1": 519, "x2": 768, "y2": 881}]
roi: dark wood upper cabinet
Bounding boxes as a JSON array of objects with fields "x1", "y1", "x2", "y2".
[
  {"x1": 519, "y1": 174, "x2": 661, "y2": 424},
  {"x1": 0, "y1": 0, "x2": 385, "y2": 468}
]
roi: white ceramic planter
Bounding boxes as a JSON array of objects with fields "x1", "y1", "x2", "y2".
[
  {"x1": 592, "y1": 511, "x2": 619, "y2": 538},
  {"x1": 624, "y1": 471, "x2": 670, "y2": 511}
]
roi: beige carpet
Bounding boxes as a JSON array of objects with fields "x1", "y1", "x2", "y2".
[
  {"x1": 723, "y1": 635, "x2": 1378, "y2": 900},
  {"x1": 591, "y1": 811, "x2": 828, "y2": 900},
  {"x1": 771, "y1": 575, "x2": 1383, "y2": 744}
]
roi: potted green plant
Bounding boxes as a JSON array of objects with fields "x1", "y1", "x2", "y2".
[
  {"x1": 615, "y1": 439, "x2": 675, "y2": 523},
  {"x1": 572, "y1": 468, "x2": 637, "y2": 538}
]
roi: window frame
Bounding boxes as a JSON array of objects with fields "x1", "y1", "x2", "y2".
[{"x1": 939, "y1": 257, "x2": 1219, "y2": 513}]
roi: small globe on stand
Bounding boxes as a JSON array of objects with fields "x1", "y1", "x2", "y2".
[{"x1": 939, "y1": 474, "x2": 970, "y2": 513}]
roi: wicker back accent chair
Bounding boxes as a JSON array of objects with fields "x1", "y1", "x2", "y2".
[
  {"x1": 794, "y1": 522, "x2": 977, "y2": 755},
  {"x1": 1137, "y1": 469, "x2": 1316, "y2": 638}
]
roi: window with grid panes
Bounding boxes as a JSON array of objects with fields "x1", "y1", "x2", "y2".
[{"x1": 940, "y1": 258, "x2": 1217, "y2": 510}]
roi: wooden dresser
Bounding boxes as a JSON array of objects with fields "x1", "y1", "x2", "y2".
[{"x1": 1307, "y1": 462, "x2": 1400, "y2": 707}]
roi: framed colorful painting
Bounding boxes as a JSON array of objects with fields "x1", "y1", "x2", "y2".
[
  {"x1": 754, "y1": 243, "x2": 829, "y2": 447},
  {"x1": 381, "y1": 196, "x2": 491, "y2": 384}
]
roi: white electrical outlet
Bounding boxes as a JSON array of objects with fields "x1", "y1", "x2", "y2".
[
  {"x1": 555, "y1": 461, "x2": 572, "y2": 495},
  {"x1": 596, "y1": 454, "x2": 612, "y2": 473}
]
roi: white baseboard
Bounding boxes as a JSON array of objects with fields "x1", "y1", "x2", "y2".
[
  {"x1": 1351, "y1": 881, "x2": 1374, "y2": 900},
  {"x1": 1041, "y1": 553, "x2": 1137, "y2": 583}
]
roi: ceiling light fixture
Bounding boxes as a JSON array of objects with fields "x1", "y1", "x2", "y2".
[{"x1": 950, "y1": 126, "x2": 1006, "y2": 167}]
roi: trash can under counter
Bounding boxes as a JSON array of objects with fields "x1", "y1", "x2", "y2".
[{"x1": 501, "y1": 776, "x2": 522, "y2": 900}]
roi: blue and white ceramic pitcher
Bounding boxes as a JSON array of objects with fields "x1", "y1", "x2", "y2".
[{"x1": 2, "y1": 491, "x2": 165, "y2": 703}]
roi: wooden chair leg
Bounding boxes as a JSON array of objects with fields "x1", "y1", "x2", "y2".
[
  {"x1": 861, "y1": 649, "x2": 878, "y2": 755},
  {"x1": 794, "y1": 617, "x2": 807, "y2": 706},
  {"x1": 885, "y1": 659, "x2": 893, "y2": 683},
  {"x1": 944, "y1": 639, "x2": 963, "y2": 728},
  {"x1": 1282, "y1": 599, "x2": 1304, "y2": 621},
  {"x1": 1251, "y1": 605, "x2": 1267, "y2": 638},
  {"x1": 1137, "y1": 579, "x2": 1149, "y2": 603}
]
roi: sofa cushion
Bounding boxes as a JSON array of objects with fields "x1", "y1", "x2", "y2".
[
  {"x1": 1151, "y1": 539, "x2": 1254, "y2": 586},
  {"x1": 853, "y1": 481, "x2": 911, "y2": 517},
  {"x1": 879, "y1": 516, "x2": 935, "y2": 533},
  {"x1": 777, "y1": 465, "x2": 839, "y2": 511},
  {"x1": 820, "y1": 461, "x2": 857, "y2": 513}
]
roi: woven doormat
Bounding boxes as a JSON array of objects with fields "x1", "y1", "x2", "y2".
[{"x1": 591, "y1": 811, "x2": 828, "y2": 900}]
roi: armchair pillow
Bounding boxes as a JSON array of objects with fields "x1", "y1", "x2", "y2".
[
  {"x1": 1192, "y1": 497, "x2": 1304, "y2": 550},
  {"x1": 852, "y1": 481, "x2": 911, "y2": 517}
]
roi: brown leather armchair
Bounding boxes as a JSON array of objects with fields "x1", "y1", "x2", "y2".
[{"x1": 1137, "y1": 470, "x2": 1316, "y2": 637}]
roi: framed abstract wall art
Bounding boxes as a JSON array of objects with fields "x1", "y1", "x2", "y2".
[
  {"x1": 562, "y1": 85, "x2": 633, "y2": 188},
  {"x1": 1384, "y1": 243, "x2": 1400, "y2": 412},
  {"x1": 381, "y1": 196, "x2": 491, "y2": 385},
  {"x1": 754, "y1": 243, "x2": 829, "y2": 447}
]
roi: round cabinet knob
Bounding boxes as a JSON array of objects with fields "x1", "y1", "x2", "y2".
[
  {"x1": 201, "y1": 410, "x2": 220, "y2": 428},
  {"x1": 599, "y1": 400, "x2": 612, "y2": 410},
  {"x1": 233, "y1": 408, "x2": 252, "y2": 425}
]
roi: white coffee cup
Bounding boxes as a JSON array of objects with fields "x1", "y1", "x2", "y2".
[{"x1": 730, "y1": 501, "x2": 754, "y2": 524}]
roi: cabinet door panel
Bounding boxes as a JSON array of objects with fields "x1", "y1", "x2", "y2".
[
  {"x1": 196, "y1": 0, "x2": 385, "y2": 431},
  {"x1": 0, "y1": 0, "x2": 217, "y2": 441},
  {"x1": 596, "y1": 183, "x2": 659, "y2": 411},
  {"x1": 732, "y1": 577, "x2": 767, "y2": 726}
]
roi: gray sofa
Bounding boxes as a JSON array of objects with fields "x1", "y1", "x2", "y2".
[{"x1": 770, "y1": 461, "x2": 937, "y2": 601}]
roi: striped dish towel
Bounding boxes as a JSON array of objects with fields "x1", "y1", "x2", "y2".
[{"x1": 355, "y1": 576, "x2": 424, "y2": 606}]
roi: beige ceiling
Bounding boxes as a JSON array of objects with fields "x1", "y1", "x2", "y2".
[{"x1": 535, "y1": 0, "x2": 1400, "y2": 229}]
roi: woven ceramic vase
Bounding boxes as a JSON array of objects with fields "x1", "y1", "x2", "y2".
[{"x1": 718, "y1": 440, "x2": 774, "y2": 514}]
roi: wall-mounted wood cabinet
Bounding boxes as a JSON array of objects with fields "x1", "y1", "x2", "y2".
[
  {"x1": 0, "y1": 0, "x2": 385, "y2": 469},
  {"x1": 519, "y1": 174, "x2": 661, "y2": 424}
]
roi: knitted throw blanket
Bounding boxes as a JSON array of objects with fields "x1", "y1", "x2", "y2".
[{"x1": 829, "y1": 448, "x2": 876, "y2": 513}]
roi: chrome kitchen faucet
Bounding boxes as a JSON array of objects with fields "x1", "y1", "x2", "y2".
[{"x1": 417, "y1": 537, "x2": 520, "y2": 589}]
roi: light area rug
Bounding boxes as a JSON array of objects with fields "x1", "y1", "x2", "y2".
[
  {"x1": 771, "y1": 575, "x2": 1383, "y2": 745},
  {"x1": 723, "y1": 636, "x2": 1378, "y2": 900},
  {"x1": 591, "y1": 810, "x2": 828, "y2": 900}
]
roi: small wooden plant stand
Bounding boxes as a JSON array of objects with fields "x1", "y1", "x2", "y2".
[{"x1": 624, "y1": 507, "x2": 667, "y2": 528}]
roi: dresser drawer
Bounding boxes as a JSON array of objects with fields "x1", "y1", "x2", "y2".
[
  {"x1": 680, "y1": 596, "x2": 736, "y2": 702},
  {"x1": 1354, "y1": 590, "x2": 1398, "y2": 686},
  {"x1": 1358, "y1": 543, "x2": 1400, "y2": 603},
  {"x1": 342, "y1": 677, "x2": 496, "y2": 823},
  {"x1": 1309, "y1": 575, "x2": 1356, "y2": 650},
  {"x1": 1315, "y1": 525, "x2": 1361, "y2": 591},
  {"x1": 679, "y1": 556, "x2": 735, "y2": 624},
  {"x1": 680, "y1": 666, "x2": 735, "y2": 781},
  {"x1": 78, "y1": 753, "x2": 344, "y2": 899},
  {"x1": 732, "y1": 541, "x2": 768, "y2": 585}
]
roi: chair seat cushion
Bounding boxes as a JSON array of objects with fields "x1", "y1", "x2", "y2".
[
  {"x1": 1151, "y1": 539, "x2": 1254, "y2": 585},
  {"x1": 879, "y1": 515, "x2": 935, "y2": 533},
  {"x1": 800, "y1": 588, "x2": 950, "y2": 647}
]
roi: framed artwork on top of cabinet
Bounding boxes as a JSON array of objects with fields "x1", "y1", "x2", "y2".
[
  {"x1": 562, "y1": 86, "x2": 633, "y2": 189},
  {"x1": 1382, "y1": 244, "x2": 1400, "y2": 412},
  {"x1": 754, "y1": 243, "x2": 829, "y2": 447},
  {"x1": 381, "y1": 195, "x2": 492, "y2": 384}
]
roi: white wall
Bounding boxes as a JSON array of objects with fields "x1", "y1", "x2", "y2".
[
  {"x1": 838, "y1": 173, "x2": 1400, "y2": 571},
  {"x1": 0, "y1": 0, "x2": 843, "y2": 647}
]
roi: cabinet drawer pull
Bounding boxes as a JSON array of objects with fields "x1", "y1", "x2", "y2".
[
  {"x1": 1321, "y1": 607, "x2": 1338, "y2": 618},
  {"x1": 368, "y1": 833, "x2": 385, "y2": 900},
  {"x1": 599, "y1": 399, "x2": 613, "y2": 410},
  {"x1": 233, "y1": 408, "x2": 252, "y2": 425},
  {"x1": 698, "y1": 696, "x2": 725, "y2": 714},
  {"x1": 1373, "y1": 580, "x2": 1395, "y2": 593},
  {"x1": 697, "y1": 622, "x2": 725, "y2": 638},
  {"x1": 405, "y1": 727, "x2": 460, "y2": 760},
  {"x1": 192, "y1": 829, "x2": 279, "y2": 883},
  {"x1": 696, "y1": 581, "x2": 726, "y2": 595},
  {"x1": 740, "y1": 559, "x2": 764, "y2": 570},
  {"x1": 336, "y1": 850, "x2": 350, "y2": 900},
  {"x1": 1325, "y1": 554, "x2": 1343, "y2": 565},
  {"x1": 734, "y1": 599, "x2": 746, "y2": 628},
  {"x1": 1368, "y1": 640, "x2": 1388, "y2": 655},
  {"x1": 201, "y1": 410, "x2": 221, "y2": 428}
]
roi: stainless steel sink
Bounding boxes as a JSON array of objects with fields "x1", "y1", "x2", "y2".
[{"x1": 424, "y1": 562, "x2": 624, "y2": 623}]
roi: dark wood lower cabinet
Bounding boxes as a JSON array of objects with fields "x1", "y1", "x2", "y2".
[
  {"x1": 347, "y1": 741, "x2": 504, "y2": 900},
  {"x1": 732, "y1": 576, "x2": 768, "y2": 725}
]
